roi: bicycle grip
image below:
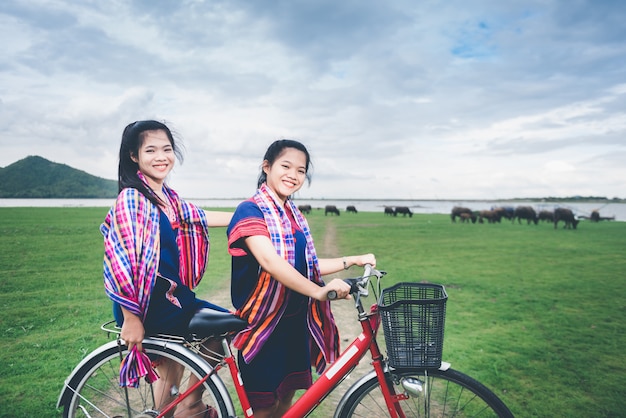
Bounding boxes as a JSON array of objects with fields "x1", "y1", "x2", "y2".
[
  {"x1": 363, "y1": 263, "x2": 373, "y2": 277},
  {"x1": 327, "y1": 264, "x2": 373, "y2": 300}
]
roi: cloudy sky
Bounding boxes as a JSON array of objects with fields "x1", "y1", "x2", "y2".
[{"x1": 1, "y1": 0, "x2": 625, "y2": 200}]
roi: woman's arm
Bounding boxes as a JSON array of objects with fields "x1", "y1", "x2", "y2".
[
  {"x1": 318, "y1": 253, "x2": 376, "y2": 276},
  {"x1": 203, "y1": 210, "x2": 234, "y2": 227},
  {"x1": 245, "y1": 235, "x2": 351, "y2": 301}
]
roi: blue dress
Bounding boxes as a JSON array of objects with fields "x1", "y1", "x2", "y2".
[{"x1": 113, "y1": 209, "x2": 226, "y2": 336}]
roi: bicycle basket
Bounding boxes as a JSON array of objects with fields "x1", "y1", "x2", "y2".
[{"x1": 379, "y1": 282, "x2": 447, "y2": 369}]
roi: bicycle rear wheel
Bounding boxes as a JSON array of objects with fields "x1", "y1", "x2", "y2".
[
  {"x1": 60, "y1": 339, "x2": 232, "y2": 418},
  {"x1": 335, "y1": 367, "x2": 513, "y2": 418}
]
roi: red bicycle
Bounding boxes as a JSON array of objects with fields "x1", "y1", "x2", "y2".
[{"x1": 58, "y1": 265, "x2": 513, "y2": 417}]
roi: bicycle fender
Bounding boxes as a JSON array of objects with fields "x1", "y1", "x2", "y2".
[
  {"x1": 332, "y1": 362, "x2": 452, "y2": 418},
  {"x1": 334, "y1": 369, "x2": 378, "y2": 418}
]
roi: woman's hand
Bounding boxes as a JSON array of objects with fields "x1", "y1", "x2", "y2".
[
  {"x1": 319, "y1": 278, "x2": 352, "y2": 301},
  {"x1": 351, "y1": 253, "x2": 376, "y2": 268},
  {"x1": 120, "y1": 310, "x2": 145, "y2": 352}
]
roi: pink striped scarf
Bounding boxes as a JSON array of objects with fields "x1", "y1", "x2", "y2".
[{"x1": 100, "y1": 172, "x2": 211, "y2": 387}]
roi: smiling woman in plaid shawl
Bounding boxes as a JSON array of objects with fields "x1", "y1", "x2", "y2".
[
  {"x1": 227, "y1": 139, "x2": 376, "y2": 418},
  {"x1": 101, "y1": 120, "x2": 232, "y2": 417}
]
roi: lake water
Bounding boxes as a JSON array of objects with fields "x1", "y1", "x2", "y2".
[{"x1": 1, "y1": 198, "x2": 624, "y2": 221}]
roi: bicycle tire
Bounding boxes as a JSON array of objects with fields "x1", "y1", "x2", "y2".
[
  {"x1": 334, "y1": 367, "x2": 513, "y2": 418},
  {"x1": 59, "y1": 339, "x2": 232, "y2": 418}
]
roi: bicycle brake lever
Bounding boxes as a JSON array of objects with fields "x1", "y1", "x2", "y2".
[{"x1": 357, "y1": 282, "x2": 369, "y2": 298}]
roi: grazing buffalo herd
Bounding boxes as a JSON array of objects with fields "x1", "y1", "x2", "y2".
[
  {"x1": 450, "y1": 205, "x2": 591, "y2": 229},
  {"x1": 294, "y1": 204, "x2": 609, "y2": 230},
  {"x1": 383, "y1": 206, "x2": 413, "y2": 217},
  {"x1": 296, "y1": 204, "x2": 359, "y2": 215},
  {"x1": 301, "y1": 205, "x2": 415, "y2": 217}
]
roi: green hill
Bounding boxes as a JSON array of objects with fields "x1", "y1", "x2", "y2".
[{"x1": 0, "y1": 156, "x2": 118, "y2": 198}]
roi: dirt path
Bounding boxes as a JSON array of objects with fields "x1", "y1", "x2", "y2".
[
  {"x1": 318, "y1": 218, "x2": 363, "y2": 347},
  {"x1": 316, "y1": 218, "x2": 373, "y2": 414}
]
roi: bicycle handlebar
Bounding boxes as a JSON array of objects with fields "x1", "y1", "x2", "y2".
[{"x1": 327, "y1": 263, "x2": 375, "y2": 300}]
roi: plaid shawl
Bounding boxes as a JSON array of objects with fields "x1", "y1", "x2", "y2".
[
  {"x1": 100, "y1": 173, "x2": 211, "y2": 387},
  {"x1": 232, "y1": 184, "x2": 339, "y2": 373},
  {"x1": 101, "y1": 173, "x2": 211, "y2": 319}
]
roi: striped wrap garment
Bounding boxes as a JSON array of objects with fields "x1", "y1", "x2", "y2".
[
  {"x1": 231, "y1": 184, "x2": 340, "y2": 374},
  {"x1": 100, "y1": 172, "x2": 210, "y2": 387}
]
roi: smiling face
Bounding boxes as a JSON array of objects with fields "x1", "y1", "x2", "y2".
[
  {"x1": 262, "y1": 147, "x2": 308, "y2": 205},
  {"x1": 130, "y1": 129, "x2": 175, "y2": 191}
]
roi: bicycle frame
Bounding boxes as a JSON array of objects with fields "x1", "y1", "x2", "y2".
[
  {"x1": 156, "y1": 306, "x2": 405, "y2": 418},
  {"x1": 154, "y1": 266, "x2": 411, "y2": 418},
  {"x1": 284, "y1": 304, "x2": 400, "y2": 418}
]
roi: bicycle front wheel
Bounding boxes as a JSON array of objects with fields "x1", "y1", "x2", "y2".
[
  {"x1": 335, "y1": 367, "x2": 513, "y2": 418},
  {"x1": 60, "y1": 339, "x2": 232, "y2": 418}
]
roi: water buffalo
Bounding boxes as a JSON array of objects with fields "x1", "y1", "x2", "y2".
[
  {"x1": 554, "y1": 208, "x2": 579, "y2": 229},
  {"x1": 459, "y1": 212, "x2": 477, "y2": 223},
  {"x1": 514, "y1": 206, "x2": 538, "y2": 225},
  {"x1": 298, "y1": 204, "x2": 312, "y2": 214},
  {"x1": 493, "y1": 206, "x2": 515, "y2": 220},
  {"x1": 346, "y1": 205, "x2": 358, "y2": 214},
  {"x1": 538, "y1": 210, "x2": 554, "y2": 223},
  {"x1": 325, "y1": 205, "x2": 340, "y2": 216},
  {"x1": 395, "y1": 206, "x2": 413, "y2": 217},
  {"x1": 384, "y1": 206, "x2": 395, "y2": 216},
  {"x1": 451, "y1": 206, "x2": 473, "y2": 222},
  {"x1": 479, "y1": 209, "x2": 501, "y2": 224}
]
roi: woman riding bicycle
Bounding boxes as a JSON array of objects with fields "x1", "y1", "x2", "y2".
[
  {"x1": 101, "y1": 120, "x2": 232, "y2": 417},
  {"x1": 226, "y1": 139, "x2": 375, "y2": 418}
]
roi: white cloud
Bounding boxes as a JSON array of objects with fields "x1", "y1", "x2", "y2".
[
  {"x1": 1, "y1": 0, "x2": 625, "y2": 199},
  {"x1": 544, "y1": 160, "x2": 575, "y2": 173}
]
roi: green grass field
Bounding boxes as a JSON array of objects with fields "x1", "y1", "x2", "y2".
[{"x1": 1, "y1": 207, "x2": 625, "y2": 417}]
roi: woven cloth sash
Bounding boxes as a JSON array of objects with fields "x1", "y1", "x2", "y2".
[{"x1": 233, "y1": 184, "x2": 339, "y2": 373}]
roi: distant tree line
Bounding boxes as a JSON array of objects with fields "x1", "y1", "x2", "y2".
[
  {"x1": 528, "y1": 196, "x2": 623, "y2": 202},
  {"x1": 478, "y1": 196, "x2": 624, "y2": 203}
]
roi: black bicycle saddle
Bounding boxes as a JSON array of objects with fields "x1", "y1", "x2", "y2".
[{"x1": 188, "y1": 308, "x2": 248, "y2": 338}]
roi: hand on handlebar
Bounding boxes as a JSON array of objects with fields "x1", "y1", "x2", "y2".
[
  {"x1": 322, "y1": 278, "x2": 352, "y2": 301},
  {"x1": 352, "y1": 253, "x2": 376, "y2": 268}
]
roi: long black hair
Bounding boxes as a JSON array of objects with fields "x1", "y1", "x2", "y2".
[
  {"x1": 257, "y1": 139, "x2": 313, "y2": 190},
  {"x1": 118, "y1": 120, "x2": 183, "y2": 207}
]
